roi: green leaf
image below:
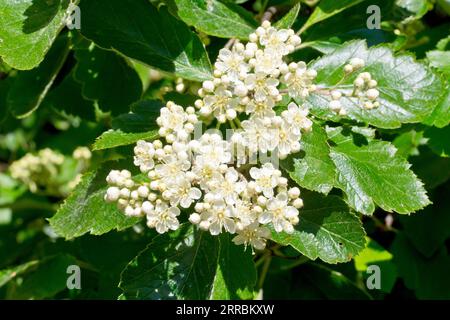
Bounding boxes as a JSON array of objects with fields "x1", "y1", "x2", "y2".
[
  {"x1": 424, "y1": 83, "x2": 450, "y2": 128},
  {"x1": 391, "y1": 233, "x2": 450, "y2": 299},
  {"x1": 273, "y1": 3, "x2": 301, "y2": 29},
  {"x1": 328, "y1": 128, "x2": 430, "y2": 215},
  {"x1": 353, "y1": 238, "x2": 397, "y2": 293},
  {"x1": 0, "y1": 260, "x2": 38, "y2": 288},
  {"x1": 301, "y1": 263, "x2": 372, "y2": 299},
  {"x1": 49, "y1": 164, "x2": 140, "y2": 239},
  {"x1": 93, "y1": 130, "x2": 158, "y2": 151},
  {"x1": 299, "y1": 0, "x2": 365, "y2": 34},
  {"x1": 79, "y1": 0, "x2": 212, "y2": 81},
  {"x1": 303, "y1": 40, "x2": 445, "y2": 129},
  {"x1": 427, "y1": 50, "x2": 450, "y2": 75},
  {"x1": 8, "y1": 254, "x2": 76, "y2": 299},
  {"x1": 300, "y1": 40, "x2": 343, "y2": 55},
  {"x1": 397, "y1": 0, "x2": 432, "y2": 20},
  {"x1": 8, "y1": 34, "x2": 70, "y2": 118},
  {"x1": 399, "y1": 185, "x2": 450, "y2": 258},
  {"x1": 174, "y1": 0, "x2": 257, "y2": 40},
  {"x1": 44, "y1": 71, "x2": 96, "y2": 121},
  {"x1": 112, "y1": 100, "x2": 164, "y2": 133},
  {"x1": 0, "y1": 0, "x2": 70, "y2": 70},
  {"x1": 209, "y1": 234, "x2": 256, "y2": 300},
  {"x1": 392, "y1": 130, "x2": 425, "y2": 158},
  {"x1": 410, "y1": 146, "x2": 450, "y2": 189},
  {"x1": 120, "y1": 225, "x2": 221, "y2": 299},
  {"x1": 424, "y1": 126, "x2": 450, "y2": 157},
  {"x1": 74, "y1": 44, "x2": 143, "y2": 115},
  {"x1": 281, "y1": 123, "x2": 335, "y2": 194},
  {"x1": 270, "y1": 191, "x2": 366, "y2": 264}
]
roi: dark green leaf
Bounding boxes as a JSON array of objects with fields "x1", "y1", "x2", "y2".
[
  {"x1": 120, "y1": 225, "x2": 220, "y2": 299},
  {"x1": 79, "y1": 0, "x2": 212, "y2": 81},
  {"x1": 74, "y1": 45, "x2": 143, "y2": 115},
  {"x1": 8, "y1": 35, "x2": 70, "y2": 118},
  {"x1": 209, "y1": 234, "x2": 256, "y2": 299},
  {"x1": 92, "y1": 130, "x2": 159, "y2": 151}
]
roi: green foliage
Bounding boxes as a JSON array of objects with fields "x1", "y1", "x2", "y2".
[{"x1": 0, "y1": 0, "x2": 449, "y2": 301}]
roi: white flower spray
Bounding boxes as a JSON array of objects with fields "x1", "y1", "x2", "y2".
[{"x1": 104, "y1": 21, "x2": 379, "y2": 251}]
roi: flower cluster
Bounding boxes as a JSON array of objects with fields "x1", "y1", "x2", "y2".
[
  {"x1": 9, "y1": 147, "x2": 91, "y2": 195},
  {"x1": 104, "y1": 22, "x2": 380, "y2": 251}
]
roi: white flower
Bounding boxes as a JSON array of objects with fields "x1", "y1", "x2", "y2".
[
  {"x1": 201, "y1": 200, "x2": 236, "y2": 235},
  {"x1": 234, "y1": 199, "x2": 258, "y2": 229},
  {"x1": 276, "y1": 120, "x2": 300, "y2": 157},
  {"x1": 241, "y1": 117, "x2": 278, "y2": 154},
  {"x1": 203, "y1": 86, "x2": 239, "y2": 122},
  {"x1": 259, "y1": 27, "x2": 291, "y2": 55},
  {"x1": 154, "y1": 154, "x2": 191, "y2": 185},
  {"x1": 245, "y1": 72, "x2": 279, "y2": 102},
  {"x1": 283, "y1": 103, "x2": 312, "y2": 134},
  {"x1": 245, "y1": 98, "x2": 276, "y2": 118},
  {"x1": 196, "y1": 133, "x2": 232, "y2": 165},
  {"x1": 254, "y1": 48, "x2": 283, "y2": 75},
  {"x1": 168, "y1": 177, "x2": 202, "y2": 208},
  {"x1": 134, "y1": 140, "x2": 155, "y2": 172},
  {"x1": 208, "y1": 167, "x2": 245, "y2": 205},
  {"x1": 232, "y1": 222, "x2": 271, "y2": 250},
  {"x1": 146, "y1": 200, "x2": 180, "y2": 234},
  {"x1": 249, "y1": 163, "x2": 280, "y2": 198},
  {"x1": 156, "y1": 102, "x2": 187, "y2": 134},
  {"x1": 281, "y1": 62, "x2": 316, "y2": 99},
  {"x1": 214, "y1": 47, "x2": 249, "y2": 82},
  {"x1": 259, "y1": 193, "x2": 298, "y2": 233}
]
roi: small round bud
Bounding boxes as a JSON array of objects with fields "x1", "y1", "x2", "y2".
[
  {"x1": 137, "y1": 185, "x2": 150, "y2": 198},
  {"x1": 331, "y1": 90, "x2": 342, "y2": 100},
  {"x1": 293, "y1": 198, "x2": 304, "y2": 208},
  {"x1": 354, "y1": 77, "x2": 364, "y2": 87},
  {"x1": 288, "y1": 187, "x2": 300, "y2": 199},
  {"x1": 189, "y1": 213, "x2": 201, "y2": 224},
  {"x1": 366, "y1": 88, "x2": 379, "y2": 101},
  {"x1": 106, "y1": 187, "x2": 120, "y2": 202},
  {"x1": 202, "y1": 80, "x2": 215, "y2": 92},
  {"x1": 142, "y1": 201, "x2": 154, "y2": 214},
  {"x1": 329, "y1": 100, "x2": 342, "y2": 111},
  {"x1": 344, "y1": 64, "x2": 354, "y2": 73}
]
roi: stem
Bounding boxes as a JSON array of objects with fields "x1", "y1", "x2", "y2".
[
  {"x1": 279, "y1": 256, "x2": 310, "y2": 271},
  {"x1": 224, "y1": 38, "x2": 236, "y2": 50},
  {"x1": 234, "y1": 117, "x2": 242, "y2": 128},
  {"x1": 257, "y1": 252, "x2": 272, "y2": 289}
]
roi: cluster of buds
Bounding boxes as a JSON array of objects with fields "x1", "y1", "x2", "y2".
[
  {"x1": 9, "y1": 147, "x2": 91, "y2": 195},
  {"x1": 328, "y1": 58, "x2": 380, "y2": 115}
]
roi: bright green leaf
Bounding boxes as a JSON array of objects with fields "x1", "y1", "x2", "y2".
[
  {"x1": 49, "y1": 164, "x2": 140, "y2": 239},
  {"x1": 175, "y1": 0, "x2": 258, "y2": 40},
  {"x1": 0, "y1": 0, "x2": 69, "y2": 70},
  {"x1": 281, "y1": 123, "x2": 335, "y2": 194},
  {"x1": 270, "y1": 191, "x2": 366, "y2": 264},
  {"x1": 328, "y1": 128, "x2": 430, "y2": 215},
  {"x1": 273, "y1": 3, "x2": 301, "y2": 29},
  {"x1": 303, "y1": 40, "x2": 445, "y2": 129}
]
